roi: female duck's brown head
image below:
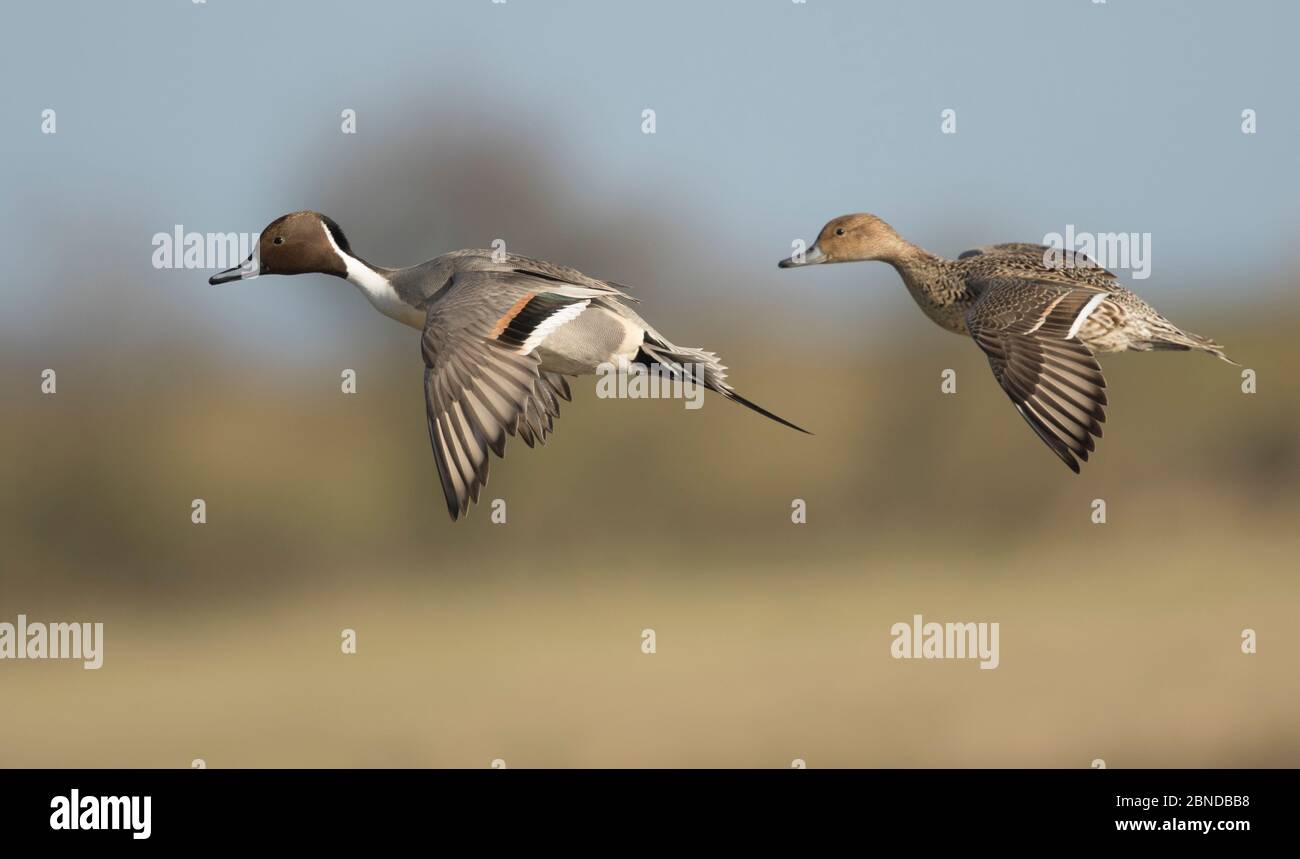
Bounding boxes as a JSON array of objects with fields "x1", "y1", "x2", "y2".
[
  {"x1": 209, "y1": 211, "x2": 351, "y2": 284},
  {"x1": 778, "y1": 213, "x2": 909, "y2": 268}
]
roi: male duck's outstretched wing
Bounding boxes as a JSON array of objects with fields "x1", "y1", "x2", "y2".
[
  {"x1": 964, "y1": 276, "x2": 1110, "y2": 473},
  {"x1": 504, "y1": 253, "x2": 640, "y2": 304},
  {"x1": 421, "y1": 269, "x2": 597, "y2": 520}
]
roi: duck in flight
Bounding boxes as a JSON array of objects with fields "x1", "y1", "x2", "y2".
[
  {"x1": 779, "y1": 214, "x2": 1234, "y2": 472},
  {"x1": 211, "y1": 211, "x2": 807, "y2": 519}
]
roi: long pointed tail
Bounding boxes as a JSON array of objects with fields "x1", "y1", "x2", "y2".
[
  {"x1": 1147, "y1": 330, "x2": 1239, "y2": 366},
  {"x1": 1187, "y1": 333, "x2": 1239, "y2": 366},
  {"x1": 713, "y1": 385, "x2": 811, "y2": 434},
  {"x1": 635, "y1": 335, "x2": 812, "y2": 434}
]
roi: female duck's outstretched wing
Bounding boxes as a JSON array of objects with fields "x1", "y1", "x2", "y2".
[{"x1": 964, "y1": 276, "x2": 1110, "y2": 473}]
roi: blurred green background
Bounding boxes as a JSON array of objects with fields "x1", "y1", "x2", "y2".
[{"x1": 2, "y1": 0, "x2": 1297, "y2": 766}]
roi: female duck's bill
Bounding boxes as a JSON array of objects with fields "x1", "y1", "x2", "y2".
[{"x1": 777, "y1": 244, "x2": 827, "y2": 268}]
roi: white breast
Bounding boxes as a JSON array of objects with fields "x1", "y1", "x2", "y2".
[
  {"x1": 320, "y1": 221, "x2": 426, "y2": 329},
  {"x1": 348, "y1": 263, "x2": 425, "y2": 329}
]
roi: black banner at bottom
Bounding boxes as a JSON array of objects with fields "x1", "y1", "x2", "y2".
[{"x1": 0, "y1": 768, "x2": 1282, "y2": 845}]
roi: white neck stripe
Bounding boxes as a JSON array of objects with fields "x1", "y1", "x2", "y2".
[{"x1": 319, "y1": 221, "x2": 424, "y2": 329}]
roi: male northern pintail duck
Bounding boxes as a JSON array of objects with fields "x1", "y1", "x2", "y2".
[
  {"x1": 211, "y1": 211, "x2": 807, "y2": 519},
  {"x1": 779, "y1": 214, "x2": 1234, "y2": 473}
]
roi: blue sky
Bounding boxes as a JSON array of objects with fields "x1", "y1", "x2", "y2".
[{"x1": 4, "y1": 0, "x2": 1296, "y2": 356}]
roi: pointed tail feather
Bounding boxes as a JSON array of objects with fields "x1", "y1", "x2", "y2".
[
  {"x1": 636, "y1": 334, "x2": 811, "y2": 434},
  {"x1": 1191, "y1": 335, "x2": 1240, "y2": 366},
  {"x1": 1155, "y1": 331, "x2": 1239, "y2": 366},
  {"x1": 715, "y1": 386, "x2": 812, "y2": 434}
]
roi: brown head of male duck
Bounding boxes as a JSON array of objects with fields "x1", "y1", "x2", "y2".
[{"x1": 780, "y1": 214, "x2": 1235, "y2": 473}]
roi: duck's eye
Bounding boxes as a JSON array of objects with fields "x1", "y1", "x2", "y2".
[
  {"x1": 273, "y1": 236, "x2": 284, "y2": 245},
  {"x1": 835, "y1": 228, "x2": 846, "y2": 236}
]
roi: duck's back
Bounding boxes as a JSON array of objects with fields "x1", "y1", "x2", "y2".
[
  {"x1": 956, "y1": 243, "x2": 1119, "y2": 291},
  {"x1": 954, "y1": 243, "x2": 1187, "y2": 353}
]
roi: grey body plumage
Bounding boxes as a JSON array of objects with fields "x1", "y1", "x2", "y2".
[{"x1": 211, "y1": 212, "x2": 807, "y2": 520}]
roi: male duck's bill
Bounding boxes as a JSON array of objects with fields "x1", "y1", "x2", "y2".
[
  {"x1": 777, "y1": 244, "x2": 827, "y2": 268},
  {"x1": 209, "y1": 253, "x2": 259, "y2": 284}
]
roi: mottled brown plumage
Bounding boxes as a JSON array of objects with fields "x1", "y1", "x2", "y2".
[{"x1": 780, "y1": 214, "x2": 1234, "y2": 472}]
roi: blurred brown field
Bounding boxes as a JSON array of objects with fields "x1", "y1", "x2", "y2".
[{"x1": 2, "y1": 305, "x2": 1296, "y2": 767}]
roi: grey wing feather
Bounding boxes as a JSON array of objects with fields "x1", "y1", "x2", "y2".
[
  {"x1": 506, "y1": 254, "x2": 639, "y2": 303},
  {"x1": 965, "y1": 276, "x2": 1109, "y2": 473},
  {"x1": 421, "y1": 271, "x2": 576, "y2": 520},
  {"x1": 435, "y1": 250, "x2": 637, "y2": 303}
]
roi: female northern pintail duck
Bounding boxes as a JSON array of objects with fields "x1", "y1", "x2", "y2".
[
  {"x1": 779, "y1": 214, "x2": 1234, "y2": 473},
  {"x1": 211, "y1": 211, "x2": 807, "y2": 519}
]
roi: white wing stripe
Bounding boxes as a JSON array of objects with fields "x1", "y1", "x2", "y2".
[
  {"x1": 520, "y1": 300, "x2": 590, "y2": 354},
  {"x1": 1066, "y1": 292, "x2": 1109, "y2": 340}
]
